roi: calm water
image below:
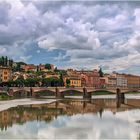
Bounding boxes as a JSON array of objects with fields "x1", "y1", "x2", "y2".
[{"x1": 0, "y1": 99, "x2": 140, "y2": 139}]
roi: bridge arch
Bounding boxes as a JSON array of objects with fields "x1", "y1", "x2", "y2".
[
  {"x1": 34, "y1": 89, "x2": 55, "y2": 96},
  {"x1": 88, "y1": 90, "x2": 115, "y2": 95},
  {"x1": 13, "y1": 90, "x2": 31, "y2": 97},
  {"x1": 88, "y1": 89, "x2": 116, "y2": 94},
  {"x1": 61, "y1": 89, "x2": 83, "y2": 96}
]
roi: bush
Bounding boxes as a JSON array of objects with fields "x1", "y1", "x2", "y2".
[{"x1": 0, "y1": 92, "x2": 9, "y2": 100}]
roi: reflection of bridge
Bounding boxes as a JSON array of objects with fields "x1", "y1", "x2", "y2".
[{"x1": 4, "y1": 87, "x2": 140, "y2": 100}]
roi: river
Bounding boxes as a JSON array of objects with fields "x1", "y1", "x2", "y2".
[{"x1": 0, "y1": 95, "x2": 140, "y2": 139}]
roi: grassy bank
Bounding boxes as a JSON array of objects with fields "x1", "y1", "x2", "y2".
[
  {"x1": 0, "y1": 92, "x2": 14, "y2": 101},
  {"x1": 92, "y1": 91, "x2": 114, "y2": 95}
]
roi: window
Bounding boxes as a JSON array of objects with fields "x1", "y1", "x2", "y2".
[
  {"x1": 4, "y1": 71, "x2": 7, "y2": 75},
  {"x1": 4, "y1": 76, "x2": 7, "y2": 80}
]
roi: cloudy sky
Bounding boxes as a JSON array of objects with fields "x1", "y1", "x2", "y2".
[{"x1": 0, "y1": 0, "x2": 140, "y2": 74}]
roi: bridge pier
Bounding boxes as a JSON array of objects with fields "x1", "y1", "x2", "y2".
[
  {"x1": 7, "y1": 89, "x2": 13, "y2": 96},
  {"x1": 30, "y1": 87, "x2": 36, "y2": 97},
  {"x1": 55, "y1": 87, "x2": 64, "y2": 99},
  {"x1": 116, "y1": 88, "x2": 125, "y2": 107},
  {"x1": 83, "y1": 87, "x2": 91, "y2": 99}
]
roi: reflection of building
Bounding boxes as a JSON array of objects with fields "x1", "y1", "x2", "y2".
[
  {"x1": 0, "y1": 67, "x2": 12, "y2": 82},
  {"x1": 0, "y1": 111, "x2": 11, "y2": 131}
]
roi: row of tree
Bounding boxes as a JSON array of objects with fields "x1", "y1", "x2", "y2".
[
  {"x1": 7, "y1": 76, "x2": 64, "y2": 87},
  {"x1": 0, "y1": 56, "x2": 13, "y2": 67}
]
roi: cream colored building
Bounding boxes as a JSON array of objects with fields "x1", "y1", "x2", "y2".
[
  {"x1": 116, "y1": 74, "x2": 127, "y2": 87},
  {"x1": 104, "y1": 73, "x2": 117, "y2": 87}
]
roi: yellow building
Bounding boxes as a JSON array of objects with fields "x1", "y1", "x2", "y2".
[
  {"x1": 0, "y1": 67, "x2": 12, "y2": 82},
  {"x1": 69, "y1": 77, "x2": 81, "y2": 87}
]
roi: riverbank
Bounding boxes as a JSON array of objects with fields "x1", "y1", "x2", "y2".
[{"x1": 0, "y1": 98, "x2": 58, "y2": 112}]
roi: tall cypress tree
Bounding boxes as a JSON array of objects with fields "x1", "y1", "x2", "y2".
[
  {"x1": 98, "y1": 68, "x2": 104, "y2": 77},
  {"x1": 0, "y1": 57, "x2": 2, "y2": 66},
  {"x1": 5, "y1": 56, "x2": 8, "y2": 66},
  {"x1": 1, "y1": 56, "x2": 4, "y2": 66}
]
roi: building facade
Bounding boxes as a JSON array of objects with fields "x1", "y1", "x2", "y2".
[
  {"x1": 0, "y1": 67, "x2": 12, "y2": 83},
  {"x1": 116, "y1": 74, "x2": 127, "y2": 87},
  {"x1": 104, "y1": 73, "x2": 117, "y2": 88},
  {"x1": 69, "y1": 77, "x2": 81, "y2": 87},
  {"x1": 77, "y1": 69, "x2": 100, "y2": 87},
  {"x1": 124, "y1": 74, "x2": 140, "y2": 88},
  {"x1": 22, "y1": 64, "x2": 37, "y2": 72},
  {"x1": 99, "y1": 77, "x2": 106, "y2": 88}
]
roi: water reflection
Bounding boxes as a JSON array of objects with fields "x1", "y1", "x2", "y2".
[{"x1": 0, "y1": 99, "x2": 140, "y2": 139}]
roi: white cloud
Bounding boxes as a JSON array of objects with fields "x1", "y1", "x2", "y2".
[{"x1": 134, "y1": 8, "x2": 140, "y2": 28}]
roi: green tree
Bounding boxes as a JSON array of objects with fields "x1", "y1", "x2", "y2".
[
  {"x1": 0, "y1": 56, "x2": 13, "y2": 67},
  {"x1": 37, "y1": 65, "x2": 40, "y2": 72},
  {"x1": 5, "y1": 56, "x2": 8, "y2": 66},
  {"x1": 41, "y1": 77, "x2": 61, "y2": 87},
  {"x1": 0, "y1": 57, "x2": 2, "y2": 66},
  {"x1": 15, "y1": 77, "x2": 25, "y2": 87},
  {"x1": 98, "y1": 67, "x2": 104, "y2": 77},
  {"x1": 9, "y1": 59, "x2": 13, "y2": 67},
  {"x1": 51, "y1": 77, "x2": 59, "y2": 87},
  {"x1": 8, "y1": 80, "x2": 14, "y2": 87},
  {"x1": 24, "y1": 78, "x2": 36, "y2": 87},
  {"x1": 36, "y1": 71, "x2": 44, "y2": 76},
  {"x1": 1, "y1": 56, "x2": 4, "y2": 66},
  {"x1": 45, "y1": 64, "x2": 51, "y2": 70},
  {"x1": 66, "y1": 79, "x2": 70, "y2": 87},
  {"x1": 12, "y1": 61, "x2": 26, "y2": 72},
  {"x1": 42, "y1": 78, "x2": 51, "y2": 87}
]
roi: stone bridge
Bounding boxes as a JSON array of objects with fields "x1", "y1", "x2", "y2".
[
  {"x1": 1, "y1": 86, "x2": 140, "y2": 101},
  {"x1": 8, "y1": 87, "x2": 140, "y2": 94}
]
